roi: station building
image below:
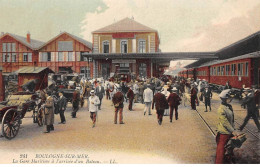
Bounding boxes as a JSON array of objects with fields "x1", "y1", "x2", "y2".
[
  {"x1": 0, "y1": 18, "x2": 216, "y2": 79},
  {"x1": 38, "y1": 32, "x2": 92, "y2": 76},
  {"x1": 0, "y1": 32, "x2": 44, "y2": 73},
  {"x1": 91, "y1": 17, "x2": 160, "y2": 79}
]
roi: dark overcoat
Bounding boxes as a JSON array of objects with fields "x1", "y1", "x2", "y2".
[
  {"x1": 152, "y1": 92, "x2": 168, "y2": 111},
  {"x1": 44, "y1": 96, "x2": 54, "y2": 125}
]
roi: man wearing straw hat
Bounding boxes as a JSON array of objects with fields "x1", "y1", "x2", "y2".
[
  {"x1": 89, "y1": 90, "x2": 100, "y2": 128},
  {"x1": 143, "y1": 84, "x2": 153, "y2": 115}
]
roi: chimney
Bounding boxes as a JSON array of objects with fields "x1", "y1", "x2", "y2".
[
  {"x1": 1, "y1": 32, "x2": 4, "y2": 36},
  {"x1": 27, "y1": 31, "x2": 31, "y2": 43}
]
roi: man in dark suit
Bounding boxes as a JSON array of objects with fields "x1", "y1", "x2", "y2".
[
  {"x1": 72, "y1": 88, "x2": 80, "y2": 118},
  {"x1": 168, "y1": 87, "x2": 181, "y2": 122},
  {"x1": 252, "y1": 85, "x2": 260, "y2": 118},
  {"x1": 95, "y1": 81, "x2": 105, "y2": 110},
  {"x1": 58, "y1": 91, "x2": 67, "y2": 124},
  {"x1": 152, "y1": 91, "x2": 168, "y2": 125},
  {"x1": 190, "y1": 84, "x2": 197, "y2": 110},
  {"x1": 202, "y1": 85, "x2": 212, "y2": 112},
  {"x1": 127, "y1": 86, "x2": 134, "y2": 111},
  {"x1": 239, "y1": 88, "x2": 260, "y2": 132},
  {"x1": 112, "y1": 90, "x2": 125, "y2": 124}
]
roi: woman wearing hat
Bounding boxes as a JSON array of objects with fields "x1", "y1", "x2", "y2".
[
  {"x1": 215, "y1": 89, "x2": 237, "y2": 164},
  {"x1": 161, "y1": 86, "x2": 170, "y2": 116}
]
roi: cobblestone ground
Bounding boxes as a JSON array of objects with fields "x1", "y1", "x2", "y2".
[{"x1": 0, "y1": 97, "x2": 216, "y2": 164}]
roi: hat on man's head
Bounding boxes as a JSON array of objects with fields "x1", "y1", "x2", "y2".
[
  {"x1": 59, "y1": 90, "x2": 64, "y2": 94},
  {"x1": 172, "y1": 87, "x2": 177, "y2": 91},
  {"x1": 90, "y1": 90, "x2": 95, "y2": 94},
  {"x1": 219, "y1": 89, "x2": 234, "y2": 99},
  {"x1": 243, "y1": 88, "x2": 251, "y2": 92}
]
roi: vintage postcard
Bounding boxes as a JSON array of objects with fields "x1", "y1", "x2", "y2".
[{"x1": 0, "y1": 0, "x2": 260, "y2": 165}]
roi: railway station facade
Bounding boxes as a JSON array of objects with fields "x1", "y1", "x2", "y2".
[{"x1": 0, "y1": 18, "x2": 175, "y2": 79}]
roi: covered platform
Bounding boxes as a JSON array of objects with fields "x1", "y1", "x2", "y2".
[{"x1": 82, "y1": 52, "x2": 217, "y2": 79}]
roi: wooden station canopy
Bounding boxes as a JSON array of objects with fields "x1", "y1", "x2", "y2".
[{"x1": 82, "y1": 52, "x2": 217, "y2": 62}]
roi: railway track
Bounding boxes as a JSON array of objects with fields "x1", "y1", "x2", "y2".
[
  {"x1": 184, "y1": 92, "x2": 260, "y2": 140},
  {"x1": 184, "y1": 92, "x2": 260, "y2": 163}
]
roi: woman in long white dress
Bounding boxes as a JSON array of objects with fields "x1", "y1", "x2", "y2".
[{"x1": 161, "y1": 86, "x2": 170, "y2": 116}]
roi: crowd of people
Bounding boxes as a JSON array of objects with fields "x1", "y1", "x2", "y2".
[{"x1": 36, "y1": 75, "x2": 260, "y2": 164}]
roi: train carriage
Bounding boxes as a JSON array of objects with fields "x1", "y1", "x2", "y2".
[{"x1": 179, "y1": 51, "x2": 260, "y2": 90}]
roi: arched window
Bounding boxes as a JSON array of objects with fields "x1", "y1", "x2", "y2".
[{"x1": 103, "y1": 41, "x2": 110, "y2": 53}]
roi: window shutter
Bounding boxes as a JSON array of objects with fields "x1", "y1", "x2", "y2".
[
  {"x1": 51, "y1": 52, "x2": 55, "y2": 62},
  {"x1": 77, "y1": 52, "x2": 80, "y2": 62},
  {"x1": 132, "y1": 39, "x2": 136, "y2": 53},
  {"x1": 112, "y1": 39, "x2": 116, "y2": 53},
  {"x1": 64, "y1": 52, "x2": 68, "y2": 62},
  {"x1": 28, "y1": 53, "x2": 32, "y2": 62},
  {"x1": 39, "y1": 52, "x2": 42, "y2": 62},
  {"x1": 72, "y1": 52, "x2": 75, "y2": 61}
]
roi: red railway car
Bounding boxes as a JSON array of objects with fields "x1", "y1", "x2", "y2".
[
  {"x1": 196, "y1": 66, "x2": 210, "y2": 82},
  {"x1": 179, "y1": 51, "x2": 260, "y2": 89},
  {"x1": 178, "y1": 70, "x2": 188, "y2": 78},
  {"x1": 207, "y1": 52, "x2": 259, "y2": 89},
  {"x1": 187, "y1": 68, "x2": 196, "y2": 80}
]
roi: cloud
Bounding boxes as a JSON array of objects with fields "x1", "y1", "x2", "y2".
[
  {"x1": 174, "y1": 1, "x2": 260, "y2": 52},
  {"x1": 80, "y1": 0, "x2": 260, "y2": 67}
]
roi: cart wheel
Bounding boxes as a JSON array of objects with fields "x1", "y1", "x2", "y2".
[
  {"x1": 33, "y1": 108, "x2": 38, "y2": 123},
  {"x1": 1, "y1": 109, "x2": 21, "y2": 140},
  {"x1": 37, "y1": 107, "x2": 44, "y2": 127}
]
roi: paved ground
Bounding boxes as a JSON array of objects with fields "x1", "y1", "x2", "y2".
[
  {"x1": 194, "y1": 92, "x2": 260, "y2": 163},
  {"x1": 0, "y1": 97, "x2": 217, "y2": 164}
]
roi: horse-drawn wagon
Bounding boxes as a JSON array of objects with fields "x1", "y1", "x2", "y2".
[{"x1": 0, "y1": 92, "x2": 38, "y2": 140}]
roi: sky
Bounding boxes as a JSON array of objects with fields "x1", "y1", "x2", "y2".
[{"x1": 0, "y1": 0, "x2": 260, "y2": 67}]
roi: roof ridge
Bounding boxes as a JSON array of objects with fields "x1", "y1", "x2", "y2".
[
  {"x1": 3, "y1": 33, "x2": 44, "y2": 50},
  {"x1": 93, "y1": 17, "x2": 157, "y2": 33},
  {"x1": 38, "y1": 31, "x2": 92, "y2": 50}
]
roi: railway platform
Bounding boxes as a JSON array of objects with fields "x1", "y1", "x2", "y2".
[{"x1": 0, "y1": 94, "x2": 259, "y2": 164}]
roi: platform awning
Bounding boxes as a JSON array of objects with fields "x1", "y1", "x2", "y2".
[
  {"x1": 82, "y1": 52, "x2": 217, "y2": 61},
  {"x1": 15, "y1": 67, "x2": 54, "y2": 74}
]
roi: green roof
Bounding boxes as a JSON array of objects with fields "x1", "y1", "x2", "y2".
[{"x1": 16, "y1": 67, "x2": 53, "y2": 74}]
